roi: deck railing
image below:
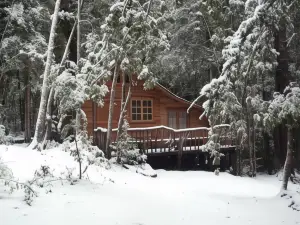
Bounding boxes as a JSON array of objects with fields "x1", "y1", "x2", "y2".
[{"x1": 94, "y1": 125, "x2": 234, "y2": 154}]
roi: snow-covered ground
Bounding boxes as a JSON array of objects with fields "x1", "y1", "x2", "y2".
[{"x1": 0, "y1": 144, "x2": 299, "y2": 225}]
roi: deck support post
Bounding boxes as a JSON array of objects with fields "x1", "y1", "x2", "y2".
[{"x1": 177, "y1": 136, "x2": 184, "y2": 170}]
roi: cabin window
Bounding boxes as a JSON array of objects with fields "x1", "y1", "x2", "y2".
[
  {"x1": 179, "y1": 112, "x2": 187, "y2": 129},
  {"x1": 131, "y1": 99, "x2": 152, "y2": 121},
  {"x1": 168, "y1": 110, "x2": 187, "y2": 129},
  {"x1": 168, "y1": 111, "x2": 177, "y2": 129}
]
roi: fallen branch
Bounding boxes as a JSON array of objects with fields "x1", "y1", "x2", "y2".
[{"x1": 0, "y1": 178, "x2": 38, "y2": 197}]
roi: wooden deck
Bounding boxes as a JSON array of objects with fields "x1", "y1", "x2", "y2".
[
  {"x1": 94, "y1": 125, "x2": 236, "y2": 170},
  {"x1": 94, "y1": 125, "x2": 235, "y2": 154}
]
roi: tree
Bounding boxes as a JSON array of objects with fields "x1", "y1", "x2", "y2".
[
  {"x1": 264, "y1": 83, "x2": 300, "y2": 190},
  {"x1": 195, "y1": 0, "x2": 287, "y2": 176},
  {"x1": 0, "y1": 0, "x2": 49, "y2": 137},
  {"x1": 29, "y1": 0, "x2": 62, "y2": 149},
  {"x1": 83, "y1": 0, "x2": 170, "y2": 158}
]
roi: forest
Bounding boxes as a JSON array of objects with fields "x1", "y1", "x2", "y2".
[{"x1": 1, "y1": 0, "x2": 300, "y2": 216}]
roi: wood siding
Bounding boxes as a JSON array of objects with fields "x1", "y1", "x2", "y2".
[{"x1": 82, "y1": 76, "x2": 209, "y2": 135}]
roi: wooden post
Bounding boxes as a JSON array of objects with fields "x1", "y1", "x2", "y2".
[
  {"x1": 177, "y1": 135, "x2": 184, "y2": 170},
  {"x1": 92, "y1": 102, "x2": 97, "y2": 144},
  {"x1": 150, "y1": 130, "x2": 153, "y2": 153},
  {"x1": 142, "y1": 130, "x2": 145, "y2": 154},
  {"x1": 161, "y1": 128, "x2": 164, "y2": 152},
  {"x1": 155, "y1": 128, "x2": 158, "y2": 153}
]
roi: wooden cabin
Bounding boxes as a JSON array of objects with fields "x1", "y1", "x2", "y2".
[
  {"x1": 82, "y1": 74, "x2": 236, "y2": 171},
  {"x1": 82, "y1": 74, "x2": 209, "y2": 134}
]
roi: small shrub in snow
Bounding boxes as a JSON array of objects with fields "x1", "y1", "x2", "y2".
[
  {"x1": 44, "y1": 140, "x2": 60, "y2": 149},
  {"x1": 0, "y1": 157, "x2": 14, "y2": 185},
  {"x1": 201, "y1": 134, "x2": 224, "y2": 171},
  {"x1": 63, "y1": 133, "x2": 109, "y2": 179},
  {"x1": 0, "y1": 125, "x2": 13, "y2": 145},
  {"x1": 214, "y1": 168, "x2": 220, "y2": 176},
  {"x1": 119, "y1": 149, "x2": 147, "y2": 165},
  {"x1": 112, "y1": 120, "x2": 147, "y2": 165},
  {"x1": 61, "y1": 167, "x2": 78, "y2": 185}
]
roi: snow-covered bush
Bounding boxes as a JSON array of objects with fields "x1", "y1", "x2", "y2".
[
  {"x1": 63, "y1": 133, "x2": 109, "y2": 178},
  {"x1": 0, "y1": 125, "x2": 5, "y2": 144},
  {"x1": 0, "y1": 157, "x2": 14, "y2": 183},
  {"x1": 0, "y1": 125, "x2": 13, "y2": 145},
  {"x1": 112, "y1": 119, "x2": 147, "y2": 165},
  {"x1": 115, "y1": 148, "x2": 147, "y2": 166},
  {"x1": 44, "y1": 140, "x2": 60, "y2": 149}
]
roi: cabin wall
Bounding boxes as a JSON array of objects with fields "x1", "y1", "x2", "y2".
[{"x1": 188, "y1": 109, "x2": 209, "y2": 128}]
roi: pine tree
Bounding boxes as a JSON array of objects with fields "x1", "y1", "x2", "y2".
[
  {"x1": 83, "y1": 0, "x2": 170, "y2": 157},
  {"x1": 0, "y1": 0, "x2": 49, "y2": 136},
  {"x1": 197, "y1": 0, "x2": 286, "y2": 175},
  {"x1": 264, "y1": 82, "x2": 300, "y2": 190}
]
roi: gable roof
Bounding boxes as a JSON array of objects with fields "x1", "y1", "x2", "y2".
[
  {"x1": 102, "y1": 65, "x2": 202, "y2": 110},
  {"x1": 155, "y1": 83, "x2": 202, "y2": 110}
]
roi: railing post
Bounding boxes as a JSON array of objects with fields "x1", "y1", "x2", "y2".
[
  {"x1": 155, "y1": 128, "x2": 158, "y2": 153},
  {"x1": 177, "y1": 134, "x2": 184, "y2": 170}
]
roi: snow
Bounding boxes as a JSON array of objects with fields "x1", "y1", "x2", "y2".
[
  {"x1": 6, "y1": 3, "x2": 26, "y2": 26},
  {"x1": 1, "y1": 145, "x2": 300, "y2": 225},
  {"x1": 146, "y1": 145, "x2": 234, "y2": 154},
  {"x1": 95, "y1": 125, "x2": 210, "y2": 132}
]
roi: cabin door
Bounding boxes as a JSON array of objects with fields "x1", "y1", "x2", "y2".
[{"x1": 168, "y1": 110, "x2": 187, "y2": 129}]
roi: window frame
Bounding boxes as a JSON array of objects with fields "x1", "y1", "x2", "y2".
[{"x1": 130, "y1": 98, "x2": 153, "y2": 122}]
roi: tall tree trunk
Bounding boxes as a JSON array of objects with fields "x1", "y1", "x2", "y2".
[
  {"x1": 17, "y1": 70, "x2": 24, "y2": 132},
  {"x1": 77, "y1": 0, "x2": 81, "y2": 66},
  {"x1": 105, "y1": 64, "x2": 120, "y2": 158},
  {"x1": 116, "y1": 74, "x2": 132, "y2": 142},
  {"x1": 60, "y1": 0, "x2": 77, "y2": 63},
  {"x1": 282, "y1": 125, "x2": 293, "y2": 190},
  {"x1": 42, "y1": 20, "x2": 77, "y2": 148},
  {"x1": 24, "y1": 70, "x2": 31, "y2": 143},
  {"x1": 29, "y1": 0, "x2": 62, "y2": 149},
  {"x1": 247, "y1": 111, "x2": 254, "y2": 176},
  {"x1": 274, "y1": 23, "x2": 289, "y2": 166},
  {"x1": 75, "y1": 0, "x2": 81, "y2": 134},
  {"x1": 252, "y1": 122, "x2": 257, "y2": 177}
]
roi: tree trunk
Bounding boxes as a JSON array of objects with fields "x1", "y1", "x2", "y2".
[
  {"x1": 105, "y1": 64, "x2": 120, "y2": 158},
  {"x1": 77, "y1": 0, "x2": 81, "y2": 66},
  {"x1": 24, "y1": 70, "x2": 31, "y2": 143},
  {"x1": 116, "y1": 74, "x2": 131, "y2": 142},
  {"x1": 75, "y1": 0, "x2": 81, "y2": 134},
  {"x1": 17, "y1": 71, "x2": 24, "y2": 132},
  {"x1": 247, "y1": 111, "x2": 254, "y2": 176},
  {"x1": 274, "y1": 23, "x2": 290, "y2": 166},
  {"x1": 282, "y1": 126, "x2": 293, "y2": 190},
  {"x1": 252, "y1": 123, "x2": 256, "y2": 177},
  {"x1": 41, "y1": 88, "x2": 54, "y2": 149},
  {"x1": 42, "y1": 20, "x2": 77, "y2": 148},
  {"x1": 29, "y1": 0, "x2": 62, "y2": 149},
  {"x1": 60, "y1": 0, "x2": 77, "y2": 63}
]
